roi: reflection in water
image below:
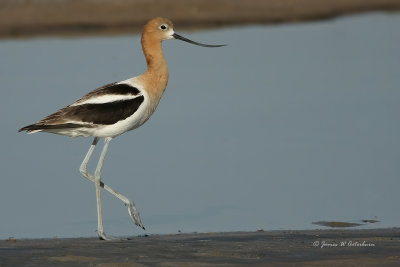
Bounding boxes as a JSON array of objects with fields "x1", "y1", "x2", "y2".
[
  {"x1": 0, "y1": 13, "x2": 399, "y2": 238},
  {"x1": 312, "y1": 220, "x2": 379, "y2": 228}
]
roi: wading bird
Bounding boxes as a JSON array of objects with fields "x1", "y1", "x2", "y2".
[{"x1": 19, "y1": 17, "x2": 225, "y2": 240}]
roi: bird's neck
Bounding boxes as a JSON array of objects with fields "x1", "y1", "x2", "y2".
[{"x1": 140, "y1": 35, "x2": 169, "y2": 103}]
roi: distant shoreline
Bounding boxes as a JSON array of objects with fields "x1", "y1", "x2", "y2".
[{"x1": 0, "y1": 0, "x2": 399, "y2": 39}]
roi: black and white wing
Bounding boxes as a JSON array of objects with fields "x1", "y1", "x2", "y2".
[{"x1": 19, "y1": 81, "x2": 145, "y2": 134}]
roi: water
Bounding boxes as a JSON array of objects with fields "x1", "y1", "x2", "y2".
[{"x1": 0, "y1": 13, "x2": 399, "y2": 238}]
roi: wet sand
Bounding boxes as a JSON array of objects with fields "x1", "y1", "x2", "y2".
[
  {"x1": 1, "y1": 0, "x2": 400, "y2": 39},
  {"x1": 1, "y1": 228, "x2": 399, "y2": 266}
]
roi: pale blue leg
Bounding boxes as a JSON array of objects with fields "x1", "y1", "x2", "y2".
[{"x1": 79, "y1": 137, "x2": 144, "y2": 240}]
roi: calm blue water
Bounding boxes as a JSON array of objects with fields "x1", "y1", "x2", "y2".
[{"x1": 1, "y1": 13, "x2": 399, "y2": 238}]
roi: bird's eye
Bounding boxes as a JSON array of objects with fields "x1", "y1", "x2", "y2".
[{"x1": 160, "y1": 24, "x2": 167, "y2": 31}]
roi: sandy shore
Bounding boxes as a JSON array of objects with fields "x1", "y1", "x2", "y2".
[
  {"x1": 1, "y1": 0, "x2": 400, "y2": 39},
  {"x1": 1, "y1": 228, "x2": 400, "y2": 266}
]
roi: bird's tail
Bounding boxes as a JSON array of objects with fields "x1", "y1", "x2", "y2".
[
  {"x1": 19, "y1": 123, "x2": 86, "y2": 133},
  {"x1": 18, "y1": 124, "x2": 44, "y2": 133}
]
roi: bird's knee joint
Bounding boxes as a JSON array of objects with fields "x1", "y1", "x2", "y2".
[{"x1": 79, "y1": 168, "x2": 91, "y2": 179}]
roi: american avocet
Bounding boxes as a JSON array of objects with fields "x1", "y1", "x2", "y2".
[{"x1": 19, "y1": 17, "x2": 225, "y2": 240}]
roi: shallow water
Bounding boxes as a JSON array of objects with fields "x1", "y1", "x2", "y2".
[{"x1": 0, "y1": 13, "x2": 399, "y2": 238}]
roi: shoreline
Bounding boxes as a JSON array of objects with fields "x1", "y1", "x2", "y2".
[
  {"x1": 1, "y1": 0, "x2": 400, "y2": 39},
  {"x1": 1, "y1": 228, "x2": 399, "y2": 266}
]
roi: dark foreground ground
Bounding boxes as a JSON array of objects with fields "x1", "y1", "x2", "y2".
[{"x1": 1, "y1": 228, "x2": 399, "y2": 266}]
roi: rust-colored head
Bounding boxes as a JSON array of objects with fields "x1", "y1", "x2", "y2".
[
  {"x1": 142, "y1": 17, "x2": 226, "y2": 47},
  {"x1": 143, "y1": 17, "x2": 175, "y2": 42}
]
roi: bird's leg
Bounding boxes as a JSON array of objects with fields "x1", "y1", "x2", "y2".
[
  {"x1": 79, "y1": 137, "x2": 113, "y2": 239},
  {"x1": 102, "y1": 184, "x2": 145, "y2": 230},
  {"x1": 79, "y1": 137, "x2": 99, "y2": 177},
  {"x1": 93, "y1": 137, "x2": 113, "y2": 240},
  {"x1": 79, "y1": 138, "x2": 145, "y2": 231}
]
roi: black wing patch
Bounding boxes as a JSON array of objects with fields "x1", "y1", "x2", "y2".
[
  {"x1": 67, "y1": 96, "x2": 145, "y2": 125},
  {"x1": 76, "y1": 83, "x2": 141, "y2": 104}
]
